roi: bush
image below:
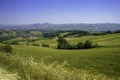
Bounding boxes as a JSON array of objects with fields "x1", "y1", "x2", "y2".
[
  {"x1": 0, "y1": 44, "x2": 13, "y2": 53},
  {"x1": 84, "y1": 40, "x2": 93, "y2": 49}
]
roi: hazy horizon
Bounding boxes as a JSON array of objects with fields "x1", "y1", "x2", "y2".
[
  {"x1": 0, "y1": 0, "x2": 120, "y2": 24},
  {"x1": 1, "y1": 22, "x2": 120, "y2": 25}
]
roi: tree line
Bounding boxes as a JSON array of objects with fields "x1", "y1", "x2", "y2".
[
  {"x1": 43, "y1": 30, "x2": 120, "y2": 38},
  {"x1": 57, "y1": 36, "x2": 97, "y2": 49}
]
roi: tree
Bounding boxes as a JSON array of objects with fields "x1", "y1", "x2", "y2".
[
  {"x1": 57, "y1": 36, "x2": 63, "y2": 49},
  {"x1": 57, "y1": 36, "x2": 69, "y2": 49},
  {"x1": 77, "y1": 42, "x2": 84, "y2": 49},
  {"x1": 84, "y1": 40, "x2": 93, "y2": 49}
]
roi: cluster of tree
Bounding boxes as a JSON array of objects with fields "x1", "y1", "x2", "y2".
[
  {"x1": 92, "y1": 30, "x2": 120, "y2": 36},
  {"x1": 27, "y1": 43, "x2": 49, "y2": 47},
  {"x1": 26, "y1": 43, "x2": 49, "y2": 47},
  {"x1": 0, "y1": 44, "x2": 13, "y2": 53},
  {"x1": 43, "y1": 32, "x2": 60, "y2": 38},
  {"x1": 57, "y1": 36, "x2": 97, "y2": 49},
  {"x1": 43, "y1": 30, "x2": 90, "y2": 38},
  {"x1": 43, "y1": 29, "x2": 120, "y2": 39},
  {"x1": 0, "y1": 30, "x2": 16, "y2": 42},
  {"x1": 77, "y1": 40, "x2": 98, "y2": 49},
  {"x1": 63, "y1": 30, "x2": 89, "y2": 37},
  {"x1": 3, "y1": 41, "x2": 19, "y2": 45},
  {"x1": 0, "y1": 36, "x2": 15, "y2": 42}
]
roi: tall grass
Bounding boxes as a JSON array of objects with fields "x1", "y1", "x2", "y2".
[{"x1": 0, "y1": 53, "x2": 118, "y2": 80}]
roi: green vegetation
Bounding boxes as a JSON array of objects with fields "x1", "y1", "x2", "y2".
[
  {"x1": 77, "y1": 42, "x2": 84, "y2": 49},
  {"x1": 0, "y1": 44, "x2": 13, "y2": 53},
  {"x1": 0, "y1": 30, "x2": 120, "y2": 80},
  {"x1": 43, "y1": 30, "x2": 90, "y2": 38},
  {"x1": 0, "y1": 53, "x2": 118, "y2": 80},
  {"x1": 6, "y1": 33, "x2": 118, "y2": 79},
  {"x1": 0, "y1": 29, "x2": 42, "y2": 42},
  {"x1": 84, "y1": 40, "x2": 93, "y2": 49},
  {"x1": 57, "y1": 36, "x2": 70, "y2": 49},
  {"x1": 57, "y1": 36, "x2": 96, "y2": 49},
  {"x1": 12, "y1": 45, "x2": 120, "y2": 79},
  {"x1": 0, "y1": 67, "x2": 18, "y2": 80},
  {"x1": 42, "y1": 44, "x2": 49, "y2": 47}
]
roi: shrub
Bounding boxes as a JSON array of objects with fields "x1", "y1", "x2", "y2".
[{"x1": 0, "y1": 44, "x2": 13, "y2": 53}]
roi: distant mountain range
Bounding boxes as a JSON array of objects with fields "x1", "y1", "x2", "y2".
[{"x1": 0, "y1": 23, "x2": 120, "y2": 32}]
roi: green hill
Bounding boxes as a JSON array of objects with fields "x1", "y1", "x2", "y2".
[
  {"x1": 10, "y1": 33, "x2": 120, "y2": 79},
  {"x1": 0, "y1": 30, "x2": 42, "y2": 42}
]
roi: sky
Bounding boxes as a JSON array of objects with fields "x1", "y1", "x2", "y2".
[{"x1": 0, "y1": 0, "x2": 120, "y2": 24}]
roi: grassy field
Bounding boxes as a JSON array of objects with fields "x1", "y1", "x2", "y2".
[
  {"x1": 10, "y1": 33, "x2": 120, "y2": 79},
  {"x1": 0, "y1": 34, "x2": 120, "y2": 80},
  {"x1": 30, "y1": 33, "x2": 120, "y2": 47}
]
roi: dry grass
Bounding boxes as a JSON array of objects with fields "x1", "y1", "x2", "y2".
[
  {"x1": 0, "y1": 67, "x2": 18, "y2": 80},
  {"x1": 0, "y1": 53, "x2": 118, "y2": 80}
]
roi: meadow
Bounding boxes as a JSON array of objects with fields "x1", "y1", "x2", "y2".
[{"x1": 0, "y1": 33, "x2": 120, "y2": 80}]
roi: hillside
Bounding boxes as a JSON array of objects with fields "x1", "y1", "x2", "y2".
[
  {"x1": 0, "y1": 30, "x2": 42, "y2": 42},
  {"x1": 10, "y1": 33, "x2": 120, "y2": 78},
  {"x1": 32, "y1": 33, "x2": 120, "y2": 48}
]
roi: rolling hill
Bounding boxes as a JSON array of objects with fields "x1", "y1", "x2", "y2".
[
  {"x1": 0, "y1": 31, "x2": 120, "y2": 79},
  {"x1": 11, "y1": 33, "x2": 120, "y2": 79}
]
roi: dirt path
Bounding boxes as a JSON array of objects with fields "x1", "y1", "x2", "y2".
[{"x1": 0, "y1": 68, "x2": 18, "y2": 80}]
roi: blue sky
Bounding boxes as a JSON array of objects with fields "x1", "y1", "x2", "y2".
[{"x1": 0, "y1": 0, "x2": 120, "y2": 24}]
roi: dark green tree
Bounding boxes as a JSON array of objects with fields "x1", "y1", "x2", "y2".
[{"x1": 57, "y1": 36, "x2": 69, "y2": 49}]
